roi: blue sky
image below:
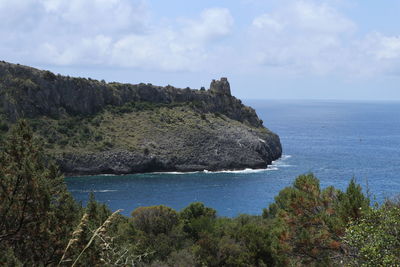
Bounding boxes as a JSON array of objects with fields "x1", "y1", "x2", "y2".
[{"x1": 1, "y1": 0, "x2": 400, "y2": 100}]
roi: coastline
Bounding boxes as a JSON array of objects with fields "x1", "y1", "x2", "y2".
[{"x1": 63, "y1": 154, "x2": 290, "y2": 178}]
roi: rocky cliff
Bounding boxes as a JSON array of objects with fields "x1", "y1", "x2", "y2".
[{"x1": 0, "y1": 61, "x2": 282, "y2": 175}]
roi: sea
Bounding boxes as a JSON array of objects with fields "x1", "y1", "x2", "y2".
[{"x1": 66, "y1": 100, "x2": 400, "y2": 217}]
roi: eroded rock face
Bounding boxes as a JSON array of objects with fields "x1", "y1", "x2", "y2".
[
  {"x1": 57, "y1": 121, "x2": 282, "y2": 176},
  {"x1": 0, "y1": 61, "x2": 282, "y2": 175},
  {"x1": 0, "y1": 62, "x2": 262, "y2": 127},
  {"x1": 210, "y1": 77, "x2": 231, "y2": 96}
]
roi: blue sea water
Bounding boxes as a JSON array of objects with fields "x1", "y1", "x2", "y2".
[{"x1": 66, "y1": 100, "x2": 400, "y2": 217}]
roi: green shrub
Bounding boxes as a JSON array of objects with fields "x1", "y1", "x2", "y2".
[
  {"x1": 0, "y1": 121, "x2": 9, "y2": 132},
  {"x1": 132, "y1": 205, "x2": 179, "y2": 235},
  {"x1": 343, "y1": 205, "x2": 400, "y2": 266},
  {"x1": 43, "y1": 70, "x2": 56, "y2": 81}
]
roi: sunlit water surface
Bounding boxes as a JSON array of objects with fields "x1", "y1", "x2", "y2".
[{"x1": 66, "y1": 100, "x2": 400, "y2": 217}]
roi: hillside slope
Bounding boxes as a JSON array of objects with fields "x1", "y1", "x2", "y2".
[{"x1": 0, "y1": 61, "x2": 282, "y2": 175}]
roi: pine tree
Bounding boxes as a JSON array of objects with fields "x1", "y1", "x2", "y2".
[
  {"x1": 266, "y1": 174, "x2": 343, "y2": 265},
  {"x1": 337, "y1": 178, "x2": 370, "y2": 224},
  {"x1": 0, "y1": 120, "x2": 80, "y2": 265}
]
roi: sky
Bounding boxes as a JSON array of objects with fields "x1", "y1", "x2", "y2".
[{"x1": 1, "y1": 0, "x2": 400, "y2": 100}]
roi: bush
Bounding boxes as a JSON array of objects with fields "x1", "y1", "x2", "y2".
[
  {"x1": 57, "y1": 139, "x2": 69, "y2": 146},
  {"x1": 132, "y1": 205, "x2": 179, "y2": 235},
  {"x1": 343, "y1": 205, "x2": 400, "y2": 266},
  {"x1": 99, "y1": 140, "x2": 114, "y2": 149},
  {"x1": 0, "y1": 121, "x2": 9, "y2": 132},
  {"x1": 180, "y1": 202, "x2": 216, "y2": 240},
  {"x1": 0, "y1": 120, "x2": 80, "y2": 265},
  {"x1": 43, "y1": 70, "x2": 56, "y2": 81}
]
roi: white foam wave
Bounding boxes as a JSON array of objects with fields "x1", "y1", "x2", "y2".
[
  {"x1": 272, "y1": 154, "x2": 292, "y2": 163},
  {"x1": 213, "y1": 168, "x2": 267, "y2": 174},
  {"x1": 271, "y1": 154, "x2": 292, "y2": 164},
  {"x1": 275, "y1": 164, "x2": 292, "y2": 167},
  {"x1": 125, "y1": 155, "x2": 293, "y2": 176},
  {"x1": 203, "y1": 167, "x2": 279, "y2": 174},
  {"x1": 77, "y1": 190, "x2": 118, "y2": 193},
  {"x1": 151, "y1": 171, "x2": 200, "y2": 175},
  {"x1": 153, "y1": 167, "x2": 279, "y2": 175}
]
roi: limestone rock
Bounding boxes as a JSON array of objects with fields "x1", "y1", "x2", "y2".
[
  {"x1": 0, "y1": 61, "x2": 282, "y2": 175},
  {"x1": 210, "y1": 77, "x2": 231, "y2": 96}
]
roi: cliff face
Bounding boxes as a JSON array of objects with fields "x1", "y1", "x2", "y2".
[
  {"x1": 0, "y1": 61, "x2": 282, "y2": 175},
  {"x1": 0, "y1": 61, "x2": 263, "y2": 127}
]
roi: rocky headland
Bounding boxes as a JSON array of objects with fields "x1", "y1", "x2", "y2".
[{"x1": 0, "y1": 61, "x2": 282, "y2": 175}]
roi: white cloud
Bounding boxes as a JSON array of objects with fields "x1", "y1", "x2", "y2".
[
  {"x1": 108, "y1": 31, "x2": 206, "y2": 71},
  {"x1": 0, "y1": 1, "x2": 233, "y2": 71},
  {"x1": 252, "y1": 14, "x2": 283, "y2": 32},
  {"x1": 40, "y1": 0, "x2": 148, "y2": 34},
  {"x1": 1, "y1": 0, "x2": 400, "y2": 78},
  {"x1": 107, "y1": 7, "x2": 233, "y2": 71},
  {"x1": 0, "y1": 0, "x2": 148, "y2": 34},
  {"x1": 182, "y1": 8, "x2": 234, "y2": 42},
  {"x1": 363, "y1": 33, "x2": 400, "y2": 60},
  {"x1": 249, "y1": 1, "x2": 355, "y2": 74},
  {"x1": 343, "y1": 32, "x2": 400, "y2": 76},
  {"x1": 290, "y1": 1, "x2": 355, "y2": 34},
  {"x1": 39, "y1": 35, "x2": 113, "y2": 65},
  {"x1": 245, "y1": 0, "x2": 400, "y2": 77}
]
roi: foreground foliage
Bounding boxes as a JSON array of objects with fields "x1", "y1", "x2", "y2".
[
  {"x1": 0, "y1": 121, "x2": 399, "y2": 266},
  {"x1": 343, "y1": 202, "x2": 400, "y2": 266},
  {"x1": 0, "y1": 121, "x2": 80, "y2": 265}
]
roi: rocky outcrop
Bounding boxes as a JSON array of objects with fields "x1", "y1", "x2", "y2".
[
  {"x1": 57, "y1": 114, "x2": 282, "y2": 176},
  {"x1": 0, "y1": 61, "x2": 263, "y2": 127},
  {"x1": 210, "y1": 77, "x2": 231, "y2": 95},
  {"x1": 0, "y1": 61, "x2": 282, "y2": 175}
]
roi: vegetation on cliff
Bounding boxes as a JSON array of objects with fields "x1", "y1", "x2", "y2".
[
  {"x1": 1, "y1": 122, "x2": 399, "y2": 266},
  {"x1": 0, "y1": 61, "x2": 282, "y2": 175}
]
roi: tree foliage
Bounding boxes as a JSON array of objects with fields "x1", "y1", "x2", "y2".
[
  {"x1": 0, "y1": 120, "x2": 80, "y2": 265},
  {"x1": 343, "y1": 203, "x2": 400, "y2": 266},
  {"x1": 264, "y1": 174, "x2": 371, "y2": 266},
  {"x1": 1, "y1": 122, "x2": 397, "y2": 266}
]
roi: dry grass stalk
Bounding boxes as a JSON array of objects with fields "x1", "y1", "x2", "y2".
[
  {"x1": 71, "y1": 209, "x2": 122, "y2": 267},
  {"x1": 58, "y1": 213, "x2": 89, "y2": 266}
]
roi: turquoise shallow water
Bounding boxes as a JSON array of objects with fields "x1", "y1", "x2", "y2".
[{"x1": 66, "y1": 100, "x2": 400, "y2": 217}]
